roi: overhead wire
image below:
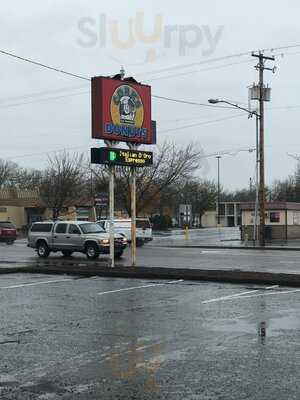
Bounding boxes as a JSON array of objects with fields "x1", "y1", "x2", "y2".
[
  {"x1": 1, "y1": 44, "x2": 300, "y2": 162},
  {"x1": 0, "y1": 49, "x2": 90, "y2": 81},
  {"x1": 0, "y1": 45, "x2": 300, "y2": 112}
]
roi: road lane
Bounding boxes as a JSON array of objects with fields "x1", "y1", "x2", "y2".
[{"x1": 3, "y1": 239, "x2": 300, "y2": 275}]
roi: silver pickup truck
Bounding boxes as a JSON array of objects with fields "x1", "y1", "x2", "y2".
[{"x1": 27, "y1": 220, "x2": 127, "y2": 259}]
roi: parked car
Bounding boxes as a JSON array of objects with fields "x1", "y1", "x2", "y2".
[
  {"x1": 97, "y1": 218, "x2": 153, "y2": 246},
  {"x1": 0, "y1": 221, "x2": 17, "y2": 244},
  {"x1": 27, "y1": 220, "x2": 127, "y2": 259}
]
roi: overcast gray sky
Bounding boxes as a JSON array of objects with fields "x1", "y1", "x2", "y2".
[{"x1": 1, "y1": 0, "x2": 300, "y2": 190}]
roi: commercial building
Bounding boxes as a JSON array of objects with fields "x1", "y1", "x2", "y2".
[
  {"x1": 201, "y1": 202, "x2": 242, "y2": 228},
  {"x1": 0, "y1": 189, "x2": 95, "y2": 231},
  {"x1": 240, "y1": 202, "x2": 300, "y2": 241}
]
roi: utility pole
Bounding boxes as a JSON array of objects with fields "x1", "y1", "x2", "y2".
[
  {"x1": 251, "y1": 52, "x2": 275, "y2": 246},
  {"x1": 216, "y1": 155, "x2": 221, "y2": 225}
]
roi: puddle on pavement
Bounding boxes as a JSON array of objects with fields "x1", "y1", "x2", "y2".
[{"x1": 206, "y1": 312, "x2": 300, "y2": 338}]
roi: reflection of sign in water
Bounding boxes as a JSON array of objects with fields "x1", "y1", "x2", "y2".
[{"x1": 108, "y1": 341, "x2": 161, "y2": 391}]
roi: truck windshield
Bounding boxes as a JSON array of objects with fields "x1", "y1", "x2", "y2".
[{"x1": 80, "y1": 223, "x2": 104, "y2": 234}]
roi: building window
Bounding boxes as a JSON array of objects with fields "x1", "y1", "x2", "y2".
[
  {"x1": 0, "y1": 207, "x2": 7, "y2": 213},
  {"x1": 219, "y1": 204, "x2": 225, "y2": 216},
  {"x1": 270, "y1": 212, "x2": 280, "y2": 223},
  {"x1": 227, "y1": 204, "x2": 234, "y2": 215},
  {"x1": 293, "y1": 212, "x2": 300, "y2": 225}
]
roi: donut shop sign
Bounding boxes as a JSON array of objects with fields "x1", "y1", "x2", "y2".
[{"x1": 91, "y1": 76, "x2": 152, "y2": 144}]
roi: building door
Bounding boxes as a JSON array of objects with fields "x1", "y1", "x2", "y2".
[
  {"x1": 227, "y1": 216, "x2": 235, "y2": 227},
  {"x1": 26, "y1": 208, "x2": 45, "y2": 226}
]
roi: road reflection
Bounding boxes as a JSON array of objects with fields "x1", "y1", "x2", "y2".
[{"x1": 108, "y1": 341, "x2": 161, "y2": 391}]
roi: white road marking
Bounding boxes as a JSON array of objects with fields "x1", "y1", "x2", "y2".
[
  {"x1": 0, "y1": 278, "x2": 73, "y2": 290},
  {"x1": 202, "y1": 285, "x2": 279, "y2": 304},
  {"x1": 97, "y1": 279, "x2": 184, "y2": 296},
  {"x1": 229, "y1": 288, "x2": 300, "y2": 300}
]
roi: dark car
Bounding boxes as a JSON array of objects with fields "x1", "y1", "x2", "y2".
[{"x1": 0, "y1": 221, "x2": 17, "y2": 244}]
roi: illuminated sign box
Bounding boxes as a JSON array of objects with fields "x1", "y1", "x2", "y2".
[
  {"x1": 92, "y1": 76, "x2": 152, "y2": 144},
  {"x1": 91, "y1": 147, "x2": 153, "y2": 167}
]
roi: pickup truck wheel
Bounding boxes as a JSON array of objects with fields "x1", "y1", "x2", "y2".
[
  {"x1": 136, "y1": 239, "x2": 144, "y2": 247},
  {"x1": 37, "y1": 241, "x2": 50, "y2": 258},
  {"x1": 85, "y1": 243, "x2": 99, "y2": 260},
  {"x1": 62, "y1": 250, "x2": 73, "y2": 257},
  {"x1": 6, "y1": 240, "x2": 14, "y2": 245}
]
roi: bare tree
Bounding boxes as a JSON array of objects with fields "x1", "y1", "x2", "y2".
[
  {"x1": 182, "y1": 179, "x2": 218, "y2": 226},
  {"x1": 40, "y1": 151, "x2": 86, "y2": 219},
  {"x1": 13, "y1": 168, "x2": 43, "y2": 189},
  {"x1": 0, "y1": 159, "x2": 18, "y2": 187},
  {"x1": 91, "y1": 141, "x2": 204, "y2": 216}
]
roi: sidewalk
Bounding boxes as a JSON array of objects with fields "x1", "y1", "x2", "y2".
[{"x1": 150, "y1": 236, "x2": 300, "y2": 250}]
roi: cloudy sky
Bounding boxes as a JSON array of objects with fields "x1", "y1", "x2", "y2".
[{"x1": 1, "y1": 0, "x2": 300, "y2": 190}]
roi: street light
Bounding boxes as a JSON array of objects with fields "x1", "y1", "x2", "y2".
[
  {"x1": 208, "y1": 98, "x2": 261, "y2": 245},
  {"x1": 208, "y1": 98, "x2": 259, "y2": 118}
]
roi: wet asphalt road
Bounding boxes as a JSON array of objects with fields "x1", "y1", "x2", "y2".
[
  {"x1": 1, "y1": 273, "x2": 300, "y2": 399},
  {"x1": 2, "y1": 238, "x2": 300, "y2": 274}
]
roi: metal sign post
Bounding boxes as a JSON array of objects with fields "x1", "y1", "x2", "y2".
[
  {"x1": 109, "y1": 164, "x2": 115, "y2": 268},
  {"x1": 131, "y1": 165, "x2": 137, "y2": 266},
  {"x1": 128, "y1": 143, "x2": 139, "y2": 267},
  {"x1": 105, "y1": 140, "x2": 118, "y2": 268}
]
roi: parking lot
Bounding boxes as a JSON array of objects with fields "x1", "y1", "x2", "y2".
[{"x1": 1, "y1": 273, "x2": 300, "y2": 399}]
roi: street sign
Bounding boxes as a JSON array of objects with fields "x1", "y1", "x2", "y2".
[
  {"x1": 91, "y1": 147, "x2": 153, "y2": 167},
  {"x1": 94, "y1": 193, "x2": 108, "y2": 207}
]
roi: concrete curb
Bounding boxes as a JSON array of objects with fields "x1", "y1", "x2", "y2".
[
  {"x1": 152, "y1": 244, "x2": 300, "y2": 251},
  {"x1": 2, "y1": 264, "x2": 300, "y2": 287}
]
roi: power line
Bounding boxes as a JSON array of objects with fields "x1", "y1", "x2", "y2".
[
  {"x1": 1, "y1": 43, "x2": 300, "y2": 86},
  {"x1": 162, "y1": 113, "x2": 247, "y2": 133},
  {"x1": 136, "y1": 43, "x2": 300, "y2": 78},
  {"x1": 0, "y1": 90, "x2": 89, "y2": 110},
  {"x1": 2, "y1": 114, "x2": 248, "y2": 160},
  {"x1": 0, "y1": 49, "x2": 90, "y2": 81},
  {"x1": 203, "y1": 147, "x2": 256, "y2": 159},
  {"x1": 152, "y1": 95, "x2": 236, "y2": 109},
  {"x1": 146, "y1": 59, "x2": 255, "y2": 82},
  {"x1": 1, "y1": 45, "x2": 300, "y2": 112},
  {"x1": 10, "y1": 145, "x2": 92, "y2": 160},
  {"x1": 0, "y1": 84, "x2": 87, "y2": 104}
]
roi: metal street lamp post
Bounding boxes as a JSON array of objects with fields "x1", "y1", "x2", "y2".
[
  {"x1": 216, "y1": 155, "x2": 221, "y2": 226},
  {"x1": 208, "y1": 98, "x2": 260, "y2": 244}
]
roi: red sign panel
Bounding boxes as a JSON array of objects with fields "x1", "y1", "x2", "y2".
[{"x1": 92, "y1": 76, "x2": 152, "y2": 144}]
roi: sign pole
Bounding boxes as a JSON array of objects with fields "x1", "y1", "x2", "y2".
[
  {"x1": 105, "y1": 140, "x2": 117, "y2": 268},
  {"x1": 109, "y1": 164, "x2": 115, "y2": 268},
  {"x1": 131, "y1": 165, "x2": 137, "y2": 266},
  {"x1": 128, "y1": 142, "x2": 139, "y2": 267}
]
